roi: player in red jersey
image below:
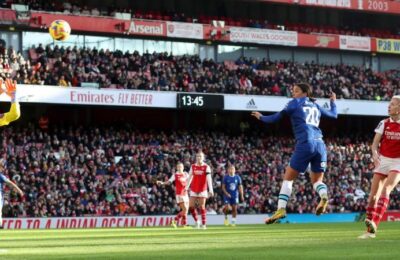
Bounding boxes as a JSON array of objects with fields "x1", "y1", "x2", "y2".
[
  {"x1": 359, "y1": 95, "x2": 400, "y2": 239},
  {"x1": 157, "y1": 162, "x2": 190, "y2": 228},
  {"x1": 186, "y1": 151, "x2": 214, "y2": 229}
]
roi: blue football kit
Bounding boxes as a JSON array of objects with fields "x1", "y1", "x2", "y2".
[
  {"x1": 223, "y1": 175, "x2": 242, "y2": 205},
  {"x1": 260, "y1": 97, "x2": 337, "y2": 173}
]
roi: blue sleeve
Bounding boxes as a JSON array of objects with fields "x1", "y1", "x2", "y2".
[
  {"x1": 237, "y1": 176, "x2": 242, "y2": 185},
  {"x1": 223, "y1": 176, "x2": 227, "y2": 186},
  {"x1": 0, "y1": 174, "x2": 8, "y2": 183},
  {"x1": 260, "y1": 112, "x2": 284, "y2": 124},
  {"x1": 318, "y1": 101, "x2": 337, "y2": 119}
]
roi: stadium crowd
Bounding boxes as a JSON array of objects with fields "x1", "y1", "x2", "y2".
[
  {"x1": 0, "y1": 45, "x2": 398, "y2": 101},
  {"x1": 3, "y1": 0, "x2": 399, "y2": 38},
  {"x1": 2, "y1": 124, "x2": 398, "y2": 218}
]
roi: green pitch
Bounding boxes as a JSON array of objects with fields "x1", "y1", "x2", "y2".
[{"x1": 0, "y1": 222, "x2": 399, "y2": 259}]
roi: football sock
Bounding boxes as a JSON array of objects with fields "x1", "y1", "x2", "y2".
[
  {"x1": 277, "y1": 180, "x2": 293, "y2": 209},
  {"x1": 200, "y1": 208, "x2": 207, "y2": 225},
  {"x1": 313, "y1": 181, "x2": 328, "y2": 198},
  {"x1": 366, "y1": 206, "x2": 376, "y2": 221},
  {"x1": 181, "y1": 213, "x2": 187, "y2": 226},
  {"x1": 373, "y1": 196, "x2": 389, "y2": 226},
  {"x1": 189, "y1": 207, "x2": 198, "y2": 222},
  {"x1": 174, "y1": 211, "x2": 182, "y2": 222}
]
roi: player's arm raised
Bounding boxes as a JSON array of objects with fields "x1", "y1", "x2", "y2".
[
  {"x1": 251, "y1": 111, "x2": 283, "y2": 124},
  {"x1": 0, "y1": 79, "x2": 21, "y2": 126},
  {"x1": 319, "y1": 92, "x2": 338, "y2": 119},
  {"x1": 251, "y1": 99, "x2": 297, "y2": 123}
]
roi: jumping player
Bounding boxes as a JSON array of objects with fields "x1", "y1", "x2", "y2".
[{"x1": 251, "y1": 83, "x2": 337, "y2": 224}]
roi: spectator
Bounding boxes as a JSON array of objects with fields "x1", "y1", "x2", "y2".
[{"x1": 1, "y1": 124, "x2": 397, "y2": 218}]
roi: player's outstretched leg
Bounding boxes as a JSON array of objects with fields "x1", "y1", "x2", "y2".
[{"x1": 265, "y1": 208, "x2": 287, "y2": 225}]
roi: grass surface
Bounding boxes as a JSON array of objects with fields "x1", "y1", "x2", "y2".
[{"x1": 0, "y1": 222, "x2": 399, "y2": 259}]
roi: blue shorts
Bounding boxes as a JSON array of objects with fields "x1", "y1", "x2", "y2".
[
  {"x1": 224, "y1": 195, "x2": 239, "y2": 205},
  {"x1": 289, "y1": 140, "x2": 327, "y2": 173}
]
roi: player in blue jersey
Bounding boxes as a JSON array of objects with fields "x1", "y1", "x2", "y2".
[
  {"x1": 251, "y1": 83, "x2": 337, "y2": 224},
  {"x1": 222, "y1": 165, "x2": 244, "y2": 226},
  {"x1": 0, "y1": 159, "x2": 24, "y2": 228}
]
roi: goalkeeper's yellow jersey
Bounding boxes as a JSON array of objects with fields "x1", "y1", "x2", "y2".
[{"x1": 0, "y1": 103, "x2": 20, "y2": 126}]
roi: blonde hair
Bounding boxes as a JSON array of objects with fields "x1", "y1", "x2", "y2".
[{"x1": 393, "y1": 95, "x2": 400, "y2": 100}]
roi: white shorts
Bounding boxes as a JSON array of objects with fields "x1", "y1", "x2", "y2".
[
  {"x1": 374, "y1": 156, "x2": 400, "y2": 176},
  {"x1": 176, "y1": 195, "x2": 189, "y2": 205},
  {"x1": 190, "y1": 190, "x2": 208, "y2": 198}
]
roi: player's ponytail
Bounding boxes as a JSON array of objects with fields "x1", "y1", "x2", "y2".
[{"x1": 296, "y1": 83, "x2": 316, "y2": 102}]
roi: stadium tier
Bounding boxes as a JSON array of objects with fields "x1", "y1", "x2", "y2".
[{"x1": 0, "y1": 45, "x2": 397, "y2": 100}]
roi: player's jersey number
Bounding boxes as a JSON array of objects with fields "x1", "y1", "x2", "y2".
[{"x1": 303, "y1": 107, "x2": 320, "y2": 127}]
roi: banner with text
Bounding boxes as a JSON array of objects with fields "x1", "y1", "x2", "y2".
[
  {"x1": 0, "y1": 10, "x2": 380, "y2": 54},
  {"x1": 1, "y1": 215, "x2": 267, "y2": 229},
  {"x1": 6, "y1": 212, "x2": 395, "y2": 229},
  {"x1": 28, "y1": 12, "x2": 167, "y2": 37},
  {"x1": 0, "y1": 85, "x2": 176, "y2": 108},
  {"x1": 376, "y1": 38, "x2": 400, "y2": 54},
  {"x1": 0, "y1": 85, "x2": 391, "y2": 116},
  {"x1": 127, "y1": 20, "x2": 166, "y2": 37},
  {"x1": 166, "y1": 22, "x2": 203, "y2": 39},
  {"x1": 224, "y1": 94, "x2": 389, "y2": 116},
  {"x1": 229, "y1": 27, "x2": 298, "y2": 46},
  {"x1": 259, "y1": 0, "x2": 400, "y2": 15},
  {"x1": 339, "y1": 35, "x2": 371, "y2": 51}
]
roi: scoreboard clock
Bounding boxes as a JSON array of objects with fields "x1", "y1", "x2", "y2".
[{"x1": 177, "y1": 93, "x2": 224, "y2": 110}]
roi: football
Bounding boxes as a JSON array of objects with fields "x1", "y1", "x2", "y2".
[{"x1": 49, "y1": 20, "x2": 71, "y2": 41}]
